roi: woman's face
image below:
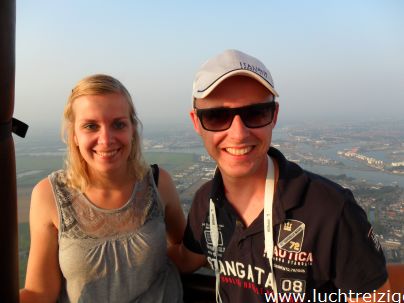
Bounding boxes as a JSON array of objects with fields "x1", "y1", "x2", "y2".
[{"x1": 72, "y1": 93, "x2": 134, "y2": 178}]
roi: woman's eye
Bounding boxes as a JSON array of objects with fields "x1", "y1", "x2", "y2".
[
  {"x1": 83, "y1": 124, "x2": 98, "y2": 130},
  {"x1": 114, "y1": 121, "x2": 126, "y2": 129}
]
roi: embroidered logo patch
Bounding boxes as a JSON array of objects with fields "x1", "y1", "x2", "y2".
[{"x1": 277, "y1": 220, "x2": 305, "y2": 253}]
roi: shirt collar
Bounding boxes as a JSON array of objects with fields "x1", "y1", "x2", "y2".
[
  {"x1": 210, "y1": 167, "x2": 226, "y2": 207},
  {"x1": 269, "y1": 147, "x2": 308, "y2": 224}
]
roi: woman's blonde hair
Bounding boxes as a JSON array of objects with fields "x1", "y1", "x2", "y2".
[{"x1": 62, "y1": 74, "x2": 148, "y2": 191}]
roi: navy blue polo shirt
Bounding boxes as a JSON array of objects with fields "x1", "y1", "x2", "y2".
[{"x1": 183, "y1": 147, "x2": 388, "y2": 303}]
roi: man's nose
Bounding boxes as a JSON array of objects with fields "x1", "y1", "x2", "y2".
[{"x1": 228, "y1": 115, "x2": 249, "y2": 138}]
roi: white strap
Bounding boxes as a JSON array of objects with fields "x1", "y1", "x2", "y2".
[
  {"x1": 209, "y1": 198, "x2": 222, "y2": 303},
  {"x1": 209, "y1": 156, "x2": 277, "y2": 302},
  {"x1": 264, "y1": 156, "x2": 278, "y2": 303}
]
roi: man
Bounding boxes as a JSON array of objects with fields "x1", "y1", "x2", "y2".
[{"x1": 172, "y1": 49, "x2": 390, "y2": 303}]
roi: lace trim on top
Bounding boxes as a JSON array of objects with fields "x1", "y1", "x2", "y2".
[{"x1": 50, "y1": 170, "x2": 162, "y2": 240}]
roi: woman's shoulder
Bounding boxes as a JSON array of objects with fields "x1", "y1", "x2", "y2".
[
  {"x1": 154, "y1": 167, "x2": 175, "y2": 194},
  {"x1": 31, "y1": 175, "x2": 59, "y2": 227},
  {"x1": 48, "y1": 169, "x2": 67, "y2": 184},
  {"x1": 151, "y1": 166, "x2": 178, "y2": 209},
  {"x1": 33, "y1": 176, "x2": 54, "y2": 197},
  {"x1": 32, "y1": 170, "x2": 68, "y2": 210},
  {"x1": 156, "y1": 167, "x2": 171, "y2": 185}
]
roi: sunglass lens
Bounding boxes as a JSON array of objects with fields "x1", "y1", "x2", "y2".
[
  {"x1": 197, "y1": 102, "x2": 275, "y2": 131},
  {"x1": 242, "y1": 104, "x2": 273, "y2": 128},
  {"x1": 201, "y1": 108, "x2": 232, "y2": 131}
]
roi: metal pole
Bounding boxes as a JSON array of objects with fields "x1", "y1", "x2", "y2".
[{"x1": 0, "y1": 0, "x2": 19, "y2": 301}]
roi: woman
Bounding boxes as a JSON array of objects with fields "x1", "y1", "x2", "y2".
[{"x1": 20, "y1": 74, "x2": 185, "y2": 302}]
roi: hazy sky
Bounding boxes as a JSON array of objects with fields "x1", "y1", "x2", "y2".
[{"x1": 14, "y1": 0, "x2": 404, "y2": 137}]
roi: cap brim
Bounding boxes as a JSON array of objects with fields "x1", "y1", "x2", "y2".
[{"x1": 193, "y1": 69, "x2": 279, "y2": 99}]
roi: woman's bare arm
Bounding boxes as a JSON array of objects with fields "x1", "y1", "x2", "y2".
[
  {"x1": 157, "y1": 168, "x2": 186, "y2": 245},
  {"x1": 20, "y1": 178, "x2": 62, "y2": 303}
]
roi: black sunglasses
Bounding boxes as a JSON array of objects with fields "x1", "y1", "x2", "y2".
[{"x1": 195, "y1": 102, "x2": 276, "y2": 132}]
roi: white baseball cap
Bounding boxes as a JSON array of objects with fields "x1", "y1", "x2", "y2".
[{"x1": 192, "y1": 49, "x2": 279, "y2": 100}]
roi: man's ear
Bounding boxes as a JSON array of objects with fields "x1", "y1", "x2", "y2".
[{"x1": 189, "y1": 110, "x2": 202, "y2": 136}]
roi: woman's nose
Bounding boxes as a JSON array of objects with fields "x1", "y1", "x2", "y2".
[{"x1": 98, "y1": 127, "x2": 115, "y2": 145}]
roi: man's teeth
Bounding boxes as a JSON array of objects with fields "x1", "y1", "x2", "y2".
[
  {"x1": 225, "y1": 147, "x2": 252, "y2": 155},
  {"x1": 96, "y1": 150, "x2": 117, "y2": 157}
]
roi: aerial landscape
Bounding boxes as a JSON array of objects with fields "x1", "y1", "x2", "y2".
[
  {"x1": 4, "y1": 0, "x2": 402, "y2": 299},
  {"x1": 15, "y1": 119, "x2": 404, "y2": 286}
]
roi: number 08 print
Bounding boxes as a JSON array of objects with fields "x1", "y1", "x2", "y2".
[{"x1": 280, "y1": 278, "x2": 306, "y2": 293}]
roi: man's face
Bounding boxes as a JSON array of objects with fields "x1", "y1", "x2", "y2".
[{"x1": 190, "y1": 76, "x2": 279, "y2": 180}]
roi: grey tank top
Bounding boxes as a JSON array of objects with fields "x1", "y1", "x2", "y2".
[{"x1": 49, "y1": 170, "x2": 183, "y2": 303}]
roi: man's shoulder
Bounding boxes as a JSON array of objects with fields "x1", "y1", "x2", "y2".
[
  {"x1": 273, "y1": 147, "x2": 353, "y2": 212},
  {"x1": 304, "y1": 170, "x2": 346, "y2": 193},
  {"x1": 304, "y1": 170, "x2": 354, "y2": 214},
  {"x1": 272, "y1": 146, "x2": 346, "y2": 194}
]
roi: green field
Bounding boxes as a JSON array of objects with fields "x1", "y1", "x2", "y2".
[
  {"x1": 16, "y1": 155, "x2": 64, "y2": 187},
  {"x1": 144, "y1": 151, "x2": 196, "y2": 172},
  {"x1": 16, "y1": 151, "x2": 195, "y2": 185},
  {"x1": 17, "y1": 151, "x2": 198, "y2": 287}
]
